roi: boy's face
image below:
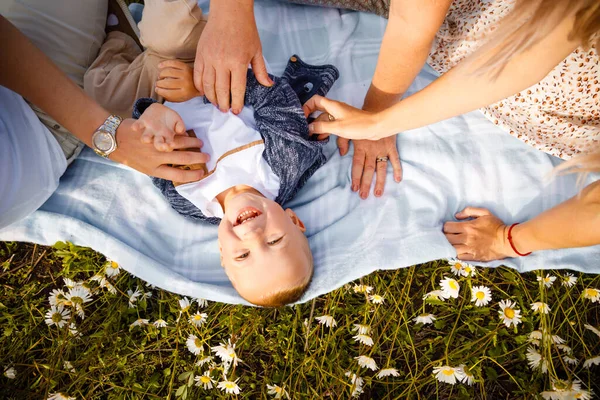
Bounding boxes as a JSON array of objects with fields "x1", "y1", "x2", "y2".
[{"x1": 217, "y1": 192, "x2": 312, "y2": 304}]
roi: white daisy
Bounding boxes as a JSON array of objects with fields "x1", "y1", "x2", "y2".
[
  {"x1": 537, "y1": 274, "x2": 556, "y2": 288},
  {"x1": 413, "y1": 314, "x2": 436, "y2": 325},
  {"x1": 376, "y1": 368, "x2": 400, "y2": 378},
  {"x1": 584, "y1": 324, "x2": 600, "y2": 338},
  {"x1": 47, "y1": 393, "x2": 75, "y2": 400},
  {"x1": 195, "y1": 356, "x2": 215, "y2": 367},
  {"x1": 127, "y1": 288, "x2": 142, "y2": 309},
  {"x1": 217, "y1": 378, "x2": 241, "y2": 395},
  {"x1": 352, "y1": 284, "x2": 373, "y2": 294},
  {"x1": 498, "y1": 300, "x2": 522, "y2": 328},
  {"x1": 563, "y1": 355, "x2": 578, "y2": 366},
  {"x1": 90, "y1": 275, "x2": 117, "y2": 295},
  {"x1": 3, "y1": 367, "x2": 16, "y2": 379},
  {"x1": 583, "y1": 356, "x2": 600, "y2": 368},
  {"x1": 368, "y1": 294, "x2": 385, "y2": 304},
  {"x1": 352, "y1": 334, "x2": 374, "y2": 347},
  {"x1": 63, "y1": 361, "x2": 75, "y2": 373},
  {"x1": 194, "y1": 371, "x2": 215, "y2": 389},
  {"x1": 471, "y1": 286, "x2": 492, "y2": 307},
  {"x1": 440, "y1": 277, "x2": 460, "y2": 299},
  {"x1": 189, "y1": 312, "x2": 208, "y2": 327},
  {"x1": 105, "y1": 260, "x2": 121, "y2": 277},
  {"x1": 179, "y1": 297, "x2": 192, "y2": 312},
  {"x1": 48, "y1": 289, "x2": 68, "y2": 307},
  {"x1": 352, "y1": 324, "x2": 371, "y2": 335},
  {"x1": 449, "y1": 260, "x2": 466, "y2": 276},
  {"x1": 44, "y1": 305, "x2": 71, "y2": 328},
  {"x1": 211, "y1": 339, "x2": 242, "y2": 367},
  {"x1": 461, "y1": 263, "x2": 476, "y2": 278},
  {"x1": 531, "y1": 302, "x2": 551, "y2": 314},
  {"x1": 432, "y1": 365, "x2": 465, "y2": 385},
  {"x1": 529, "y1": 330, "x2": 543, "y2": 341},
  {"x1": 68, "y1": 322, "x2": 81, "y2": 338},
  {"x1": 315, "y1": 315, "x2": 337, "y2": 328},
  {"x1": 552, "y1": 335, "x2": 565, "y2": 345},
  {"x1": 423, "y1": 290, "x2": 449, "y2": 301},
  {"x1": 562, "y1": 273, "x2": 577, "y2": 287},
  {"x1": 142, "y1": 290, "x2": 152, "y2": 300},
  {"x1": 186, "y1": 334, "x2": 203, "y2": 355},
  {"x1": 556, "y1": 344, "x2": 572, "y2": 354},
  {"x1": 458, "y1": 365, "x2": 475, "y2": 386},
  {"x1": 195, "y1": 298, "x2": 208, "y2": 308},
  {"x1": 62, "y1": 278, "x2": 79, "y2": 289},
  {"x1": 267, "y1": 383, "x2": 290, "y2": 399},
  {"x1": 152, "y1": 319, "x2": 167, "y2": 328},
  {"x1": 129, "y1": 319, "x2": 149, "y2": 329},
  {"x1": 64, "y1": 286, "x2": 92, "y2": 307},
  {"x1": 526, "y1": 346, "x2": 548, "y2": 373},
  {"x1": 344, "y1": 372, "x2": 365, "y2": 398},
  {"x1": 355, "y1": 355, "x2": 378, "y2": 371},
  {"x1": 583, "y1": 288, "x2": 600, "y2": 303}
]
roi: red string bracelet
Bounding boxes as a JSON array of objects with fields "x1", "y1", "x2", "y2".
[{"x1": 507, "y1": 223, "x2": 532, "y2": 257}]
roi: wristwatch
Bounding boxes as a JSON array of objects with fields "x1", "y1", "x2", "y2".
[{"x1": 91, "y1": 115, "x2": 123, "y2": 158}]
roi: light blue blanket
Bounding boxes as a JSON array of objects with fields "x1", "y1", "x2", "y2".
[{"x1": 1, "y1": 1, "x2": 598, "y2": 304}]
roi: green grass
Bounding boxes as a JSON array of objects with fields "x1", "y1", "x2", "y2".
[{"x1": 0, "y1": 241, "x2": 599, "y2": 399}]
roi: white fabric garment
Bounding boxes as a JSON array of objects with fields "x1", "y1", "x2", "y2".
[
  {"x1": 166, "y1": 98, "x2": 281, "y2": 218},
  {"x1": 0, "y1": 86, "x2": 67, "y2": 229}
]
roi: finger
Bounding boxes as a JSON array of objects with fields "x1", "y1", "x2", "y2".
[
  {"x1": 140, "y1": 130, "x2": 153, "y2": 144},
  {"x1": 250, "y1": 51, "x2": 274, "y2": 87},
  {"x1": 308, "y1": 120, "x2": 339, "y2": 137},
  {"x1": 154, "y1": 135, "x2": 168, "y2": 152},
  {"x1": 158, "y1": 60, "x2": 187, "y2": 70},
  {"x1": 162, "y1": 150, "x2": 210, "y2": 165},
  {"x1": 155, "y1": 87, "x2": 180, "y2": 102},
  {"x1": 359, "y1": 154, "x2": 376, "y2": 199},
  {"x1": 456, "y1": 207, "x2": 491, "y2": 219},
  {"x1": 374, "y1": 158, "x2": 387, "y2": 197},
  {"x1": 193, "y1": 53, "x2": 204, "y2": 95},
  {"x1": 388, "y1": 143, "x2": 403, "y2": 183},
  {"x1": 203, "y1": 66, "x2": 217, "y2": 105},
  {"x1": 154, "y1": 164, "x2": 205, "y2": 183},
  {"x1": 156, "y1": 79, "x2": 182, "y2": 90},
  {"x1": 457, "y1": 253, "x2": 476, "y2": 261},
  {"x1": 453, "y1": 244, "x2": 473, "y2": 258},
  {"x1": 350, "y1": 148, "x2": 365, "y2": 192},
  {"x1": 230, "y1": 65, "x2": 247, "y2": 114},
  {"x1": 444, "y1": 233, "x2": 467, "y2": 245},
  {"x1": 164, "y1": 109, "x2": 187, "y2": 136},
  {"x1": 304, "y1": 95, "x2": 339, "y2": 116},
  {"x1": 443, "y1": 221, "x2": 465, "y2": 234},
  {"x1": 337, "y1": 137, "x2": 350, "y2": 156},
  {"x1": 158, "y1": 68, "x2": 182, "y2": 80},
  {"x1": 170, "y1": 135, "x2": 204, "y2": 150},
  {"x1": 215, "y1": 69, "x2": 231, "y2": 112}
]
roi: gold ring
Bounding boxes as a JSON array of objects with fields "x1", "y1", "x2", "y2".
[
  {"x1": 376, "y1": 156, "x2": 389, "y2": 163},
  {"x1": 328, "y1": 113, "x2": 335, "y2": 121}
]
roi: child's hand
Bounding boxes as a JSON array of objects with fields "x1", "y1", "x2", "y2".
[
  {"x1": 156, "y1": 60, "x2": 202, "y2": 103},
  {"x1": 133, "y1": 103, "x2": 187, "y2": 152}
]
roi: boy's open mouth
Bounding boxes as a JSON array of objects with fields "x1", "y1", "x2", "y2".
[{"x1": 234, "y1": 208, "x2": 262, "y2": 227}]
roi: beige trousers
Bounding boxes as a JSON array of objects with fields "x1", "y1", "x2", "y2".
[
  {"x1": 1, "y1": 0, "x2": 108, "y2": 161},
  {"x1": 84, "y1": 0, "x2": 207, "y2": 119}
]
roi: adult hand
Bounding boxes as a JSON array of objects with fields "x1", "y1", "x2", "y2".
[
  {"x1": 194, "y1": 0, "x2": 273, "y2": 114},
  {"x1": 443, "y1": 207, "x2": 518, "y2": 261},
  {"x1": 304, "y1": 95, "x2": 382, "y2": 141},
  {"x1": 111, "y1": 119, "x2": 210, "y2": 184}
]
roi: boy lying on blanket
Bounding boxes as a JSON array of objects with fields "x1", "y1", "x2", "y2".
[{"x1": 131, "y1": 56, "x2": 339, "y2": 307}]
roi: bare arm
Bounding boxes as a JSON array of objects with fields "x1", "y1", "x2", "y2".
[
  {"x1": 443, "y1": 181, "x2": 600, "y2": 261},
  {"x1": 308, "y1": 13, "x2": 580, "y2": 140},
  {"x1": 0, "y1": 16, "x2": 208, "y2": 183}
]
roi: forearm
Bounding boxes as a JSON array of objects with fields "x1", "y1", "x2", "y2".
[
  {"x1": 376, "y1": 14, "x2": 579, "y2": 138},
  {"x1": 364, "y1": 0, "x2": 451, "y2": 110},
  {"x1": 209, "y1": 0, "x2": 254, "y2": 19},
  {"x1": 0, "y1": 16, "x2": 109, "y2": 147},
  {"x1": 510, "y1": 181, "x2": 600, "y2": 253}
]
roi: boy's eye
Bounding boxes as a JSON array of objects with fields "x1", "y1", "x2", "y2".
[
  {"x1": 267, "y1": 236, "x2": 284, "y2": 246},
  {"x1": 236, "y1": 252, "x2": 250, "y2": 261}
]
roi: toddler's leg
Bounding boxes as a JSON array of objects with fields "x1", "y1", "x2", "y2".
[{"x1": 84, "y1": 0, "x2": 207, "y2": 118}]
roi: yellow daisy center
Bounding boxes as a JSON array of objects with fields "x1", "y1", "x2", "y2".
[
  {"x1": 52, "y1": 313, "x2": 63, "y2": 323},
  {"x1": 504, "y1": 308, "x2": 515, "y2": 319},
  {"x1": 201, "y1": 376, "x2": 210, "y2": 383},
  {"x1": 449, "y1": 280, "x2": 458, "y2": 290},
  {"x1": 110, "y1": 261, "x2": 119, "y2": 269},
  {"x1": 225, "y1": 382, "x2": 235, "y2": 389},
  {"x1": 194, "y1": 315, "x2": 201, "y2": 320},
  {"x1": 476, "y1": 291, "x2": 485, "y2": 300},
  {"x1": 442, "y1": 369, "x2": 455, "y2": 376},
  {"x1": 70, "y1": 296, "x2": 83, "y2": 305},
  {"x1": 452, "y1": 263, "x2": 462, "y2": 271},
  {"x1": 586, "y1": 288, "x2": 599, "y2": 297},
  {"x1": 194, "y1": 338, "x2": 202, "y2": 348},
  {"x1": 229, "y1": 352, "x2": 236, "y2": 358},
  {"x1": 274, "y1": 387, "x2": 282, "y2": 393},
  {"x1": 464, "y1": 266, "x2": 472, "y2": 274}
]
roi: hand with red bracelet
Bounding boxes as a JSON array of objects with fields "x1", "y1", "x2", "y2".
[{"x1": 443, "y1": 207, "x2": 521, "y2": 261}]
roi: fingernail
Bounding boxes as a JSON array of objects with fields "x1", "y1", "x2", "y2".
[
  {"x1": 220, "y1": 108, "x2": 227, "y2": 113},
  {"x1": 308, "y1": 124, "x2": 314, "y2": 133},
  {"x1": 360, "y1": 192, "x2": 367, "y2": 199},
  {"x1": 233, "y1": 109, "x2": 241, "y2": 115},
  {"x1": 375, "y1": 190, "x2": 382, "y2": 197},
  {"x1": 351, "y1": 184, "x2": 358, "y2": 192}
]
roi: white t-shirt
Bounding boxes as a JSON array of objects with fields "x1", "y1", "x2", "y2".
[
  {"x1": 0, "y1": 86, "x2": 67, "y2": 229},
  {"x1": 165, "y1": 98, "x2": 280, "y2": 218}
]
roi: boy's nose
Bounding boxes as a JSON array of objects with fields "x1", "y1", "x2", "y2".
[{"x1": 241, "y1": 227, "x2": 264, "y2": 240}]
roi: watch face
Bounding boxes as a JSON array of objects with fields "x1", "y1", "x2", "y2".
[{"x1": 93, "y1": 131, "x2": 113, "y2": 152}]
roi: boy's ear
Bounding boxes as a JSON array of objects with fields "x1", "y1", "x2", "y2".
[{"x1": 285, "y1": 208, "x2": 306, "y2": 232}]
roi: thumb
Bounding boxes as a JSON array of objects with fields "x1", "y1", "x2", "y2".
[
  {"x1": 456, "y1": 207, "x2": 491, "y2": 219},
  {"x1": 337, "y1": 137, "x2": 350, "y2": 156},
  {"x1": 167, "y1": 110, "x2": 186, "y2": 135},
  {"x1": 308, "y1": 120, "x2": 338, "y2": 137},
  {"x1": 193, "y1": 54, "x2": 205, "y2": 95},
  {"x1": 251, "y1": 52, "x2": 274, "y2": 87}
]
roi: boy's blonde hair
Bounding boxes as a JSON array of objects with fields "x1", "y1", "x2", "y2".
[{"x1": 472, "y1": 0, "x2": 600, "y2": 76}]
